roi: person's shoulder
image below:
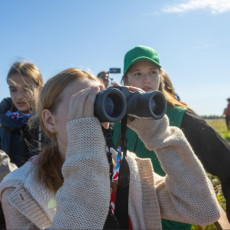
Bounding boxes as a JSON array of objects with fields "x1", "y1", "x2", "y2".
[
  {"x1": 183, "y1": 110, "x2": 206, "y2": 124},
  {"x1": 0, "y1": 97, "x2": 12, "y2": 104},
  {"x1": 166, "y1": 104, "x2": 187, "y2": 118},
  {"x1": 0, "y1": 97, "x2": 13, "y2": 124},
  {"x1": 0, "y1": 160, "x2": 34, "y2": 192},
  {"x1": 0, "y1": 97, "x2": 12, "y2": 111},
  {"x1": 168, "y1": 104, "x2": 187, "y2": 112},
  {"x1": 182, "y1": 110, "x2": 218, "y2": 134},
  {"x1": 166, "y1": 104, "x2": 187, "y2": 127},
  {"x1": 0, "y1": 150, "x2": 18, "y2": 182}
]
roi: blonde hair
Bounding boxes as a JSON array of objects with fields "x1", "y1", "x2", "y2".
[
  {"x1": 32, "y1": 68, "x2": 100, "y2": 192},
  {"x1": 7, "y1": 61, "x2": 44, "y2": 112},
  {"x1": 7, "y1": 61, "x2": 43, "y2": 88}
]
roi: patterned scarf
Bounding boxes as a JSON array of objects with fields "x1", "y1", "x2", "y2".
[{"x1": 5, "y1": 110, "x2": 32, "y2": 120}]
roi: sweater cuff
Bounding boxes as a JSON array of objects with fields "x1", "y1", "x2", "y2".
[{"x1": 127, "y1": 115, "x2": 169, "y2": 149}]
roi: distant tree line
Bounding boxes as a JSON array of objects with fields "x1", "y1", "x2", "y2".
[{"x1": 201, "y1": 115, "x2": 224, "y2": 120}]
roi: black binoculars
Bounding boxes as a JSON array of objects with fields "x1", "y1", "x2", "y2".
[{"x1": 94, "y1": 86, "x2": 167, "y2": 122}]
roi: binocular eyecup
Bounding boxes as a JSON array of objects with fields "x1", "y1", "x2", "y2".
[{"x1": 94, "y1": 86, "x2": 167, "y2": 123}]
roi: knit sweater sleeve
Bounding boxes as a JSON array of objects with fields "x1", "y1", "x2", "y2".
[
  {"x1": 1, "y1": 117, "x2": 110, "y2": 229},
  {"x1": 128, "y1": 115, "x2": 221, "y2": 226},
  {"x1": 48, "y1": 117, "x2": 110, "y2": 229}
]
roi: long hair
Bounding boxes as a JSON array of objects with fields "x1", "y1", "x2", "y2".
[
  {"x1": 30, "y1": 68, "x2": 100, "y2": 192},
  {"x1": 7, "y1": 61, "x2": 44, "y2": 87},
  {"x1": 160, "y1": 69, "x2": 188, "y2": 108},
  {"x1": 7, "y1": 61, "x2": 44, "y2": 112},
  {"x1": 161, "y1": 69, "x2": 178, "y2": 99}
]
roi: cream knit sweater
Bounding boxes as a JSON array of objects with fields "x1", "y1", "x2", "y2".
[{"x1": 0, "y1": 116, "x2": 220, "y2": 229}]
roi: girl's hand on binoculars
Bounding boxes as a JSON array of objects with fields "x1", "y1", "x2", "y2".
[
  {"x1": 68, "y1": 86, "x2": 100, "y2": 121},
  {"x1": 68, "y1": 85, "x2": 110, "y2": 129},
  {"x1": 112, "y1": 82, "x2": 145, "y2": 93},
  {"x1": 101, "y1": 122, "x2": 109, "y2": 129}
]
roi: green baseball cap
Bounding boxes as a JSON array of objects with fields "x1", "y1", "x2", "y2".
[{"x1": 123, "y1": 45, "x2": 161, "y2": 74}]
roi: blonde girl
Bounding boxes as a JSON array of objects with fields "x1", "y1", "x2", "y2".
[
  {"x1": 0, "y1": 67, "x2": 220, "y2": 229},
  {"x1": 0, "y1": 61, "x2": 44, "y2": 167}
]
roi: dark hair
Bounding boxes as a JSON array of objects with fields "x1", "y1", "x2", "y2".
[{"x1": 97, "y1": 70, "x2": 108, "y2": 78}]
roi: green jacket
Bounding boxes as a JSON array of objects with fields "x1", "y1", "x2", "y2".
[{"x1": 113, "y1": 104, "x2": 191, "y2": 230}]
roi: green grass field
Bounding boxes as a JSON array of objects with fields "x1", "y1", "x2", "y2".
[
  {"x1": 191, "y1": 119, "x2": 229, "y2": 230},
  {"x1": 207, "y1": 119, "x2": 230, "y2": 143}
]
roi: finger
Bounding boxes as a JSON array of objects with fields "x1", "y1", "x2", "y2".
[
  {"x1": 98, "y1": 84, "x2": 105, "y2": 91},
  {"x1": 112, "y1": 82, "x2": 144, "y2": 93},
  {"x1": 112, "y1": 82, "x2": 121, "y2": 86},
  {"x1": 68, "y1": 87, "x2": 94, "y2": 120},
  {"x1": 83, "y1": 86, "x2": 99, "y2": 117},
  {"x1": 68, "y1": 89, "x2": 86, "y2": 120},
  {"x1": 125, "y1": 85, "x2": 145, "y2": 93},
  {"x1": 101, "y1": 122, "x2": 109, "y2": 129}
]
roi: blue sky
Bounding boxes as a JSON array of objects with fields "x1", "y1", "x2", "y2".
[{"x1": 1, "y1": 0, "x2": 230, "y2": 116}]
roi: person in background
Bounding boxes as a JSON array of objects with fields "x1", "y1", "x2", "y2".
[
  {"x1": 0, "y1": 68, "x2": 220, "y2": 229},
  {"x1": 97, "y1": 70, "x2": 110, "y2": 88},
  {"x1": 0, "y1": 61, "x2": 44, "y2": 229},
  {"x1": 112, "y1": 45, "x2": 230, "y2": 229},
  {"x1": 224, "y1": 98, "x2": 230, "y2": 131},
  {"x1": 0, "y1": 61, "x2": 44, "y2": 168}
]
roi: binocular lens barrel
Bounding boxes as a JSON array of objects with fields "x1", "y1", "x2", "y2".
[
  {"x1": 94, "y1": 86, "x2": 167, "y2": 122},
  {"x1": 94, "y1": 88, "x2": 127, "y2": 122},
  {"x1": 149, "y1": 92, "x2": 167, "y2": 119},
  {"x1": 126, "y1": 90, "x2": 167, "y2": 120}
]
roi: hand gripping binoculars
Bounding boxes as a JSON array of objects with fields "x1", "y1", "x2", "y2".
[{"x1": 94, "y1": 86, "x2": 167, "y2": 122}]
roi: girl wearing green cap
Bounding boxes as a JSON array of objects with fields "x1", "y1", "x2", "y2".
[{"x1": 113, "y1": 45, "x2": 230, "y2": 230}]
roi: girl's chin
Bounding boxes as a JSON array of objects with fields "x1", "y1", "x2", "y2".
[{"x1": 16, "y1": 106, "x2": 30, "y2": 113}]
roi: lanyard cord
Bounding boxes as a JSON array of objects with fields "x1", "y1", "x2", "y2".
[
  {"x1": 118, "y1": 116, "x2": 130, "y2": 186},
  {"x1": 102, "y1": 125, "x2": 115, "y2": 181},
  {"x1": 120, "y1": 116, "x2": 127, "y2": 158},
  {"x1": 114, "y1": 116, "x2": 130, "y2": 229},
  {"x1": 102, "y1": 119, "x2": 130, "y2": 229},
  {"x1": 102, "y1": 125, "x2": 119, "y2": 229}
]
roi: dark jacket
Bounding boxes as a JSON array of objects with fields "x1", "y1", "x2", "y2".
[
  {"x1": 181, "y1": 110, "x2": 230, "y2": 222},
  {"x1": 0, "y1": 98, "x2": 41, "y2": 167}
]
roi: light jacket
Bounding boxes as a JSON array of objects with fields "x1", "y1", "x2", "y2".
[{"x1": 0, "y1": 116, "x2": 220, "y2": 229}]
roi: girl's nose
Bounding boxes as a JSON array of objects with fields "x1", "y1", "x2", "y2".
[
  {"x1": 16, "y1": 90, "x2": 25, "y2": 100},
  {"x1": 142, "y1": 74, "x2": 151, "y2": 82}
]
